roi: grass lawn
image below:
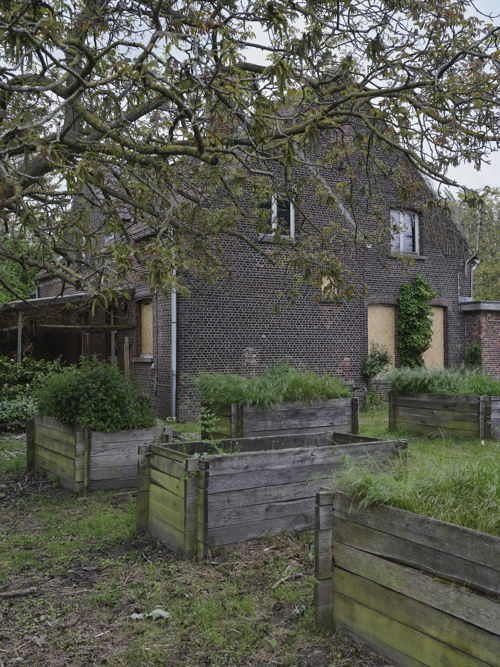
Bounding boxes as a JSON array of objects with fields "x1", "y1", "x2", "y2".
[{"x1": 1, "y1": 407, "x2": 498, "y2": 665}]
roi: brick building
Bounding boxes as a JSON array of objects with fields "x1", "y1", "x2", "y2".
[{"x1": 1, "y1": 137, "x2": 497, "y2": 420}]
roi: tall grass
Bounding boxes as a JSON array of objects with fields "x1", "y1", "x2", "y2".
[
  {"x1": 198, "y1": 360, "x2": 352, "y2": 409},
  {"x1": 331, "y1": 442, "x2": 500, "y2": 535},
  {"x1": 383, "y1": 367, "x2": 500, "y2": 395}
]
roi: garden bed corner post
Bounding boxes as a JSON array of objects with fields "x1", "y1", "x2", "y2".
[
  {"x1": 388, "y1": 391, "x2": 396, "y2": 431},
  {"x1": 351, "y1": 397, "x2": 359, "y2": 434},
  {"x1": 136, "y1": 444, "x2": 151, "y2": 534},
  {"x1": 26, "y1": 417, "x2": 35, "y2": 471},
  {"x1": 314, "y1": 490, "x2": 335, "y2": 627}
]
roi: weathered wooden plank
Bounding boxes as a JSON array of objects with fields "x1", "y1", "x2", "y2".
[
  {"x1": 394, "y1": 421, "x2": 479, "y2": 437},
  {"x1": 148, "y1": 513, "x2": 184, "y2": 551},
  {"x1": 26, "y1": 418, "x2": 35, "y2": 470},
  {"x1": 393, "y1": 399, "x2": 479, "y2": 414},
  {"x1": 241, "y1": 408, "x2": 352, "y2": 430},
  {"x1": 393, "y1": 393, "x2": 480, "y2": 407},
  {"x1": 396, "y1": 413, "x2": 478, "y2": 432},
  {"x1": 332, "y1": 542, "x2": 500, "y2": 636},
  {"x1": 207, "y1": 497, "x2": 312, "y2": 528},
  {"x1": 333, "y1": 493, "x2": 500, "y2": 573},
  {"x1": 333, "y1": 594, "x2": 490, "y2": 667},
  {"x1": 149, "y1": 483, "x2": 185, "y2": 532},
  {"x1": 241, "y1": 424, "x2": 352, "y2": 438},
  {"x1": 34, "y1": 449, "x2": 74, "y2": 483},
  {"x1": 90, "y1": 427, "x2": 164, "y2": 447},
  {"x1": 91, "y1": 476, "x2": 137, "y2": 490},
  {"x1": 335, "y1": 567, "x2": 500, "y2": 665},
  {"x1": 396, "y1": 406, "x2": 478, "y2": 422},
  {"x1": 90, "y1": 464, "x2": 137, "y2": 481},
  {"x1": 34, "y1": 415, "x2": 77, "y2": 434},
  {"x1": 34, "y1": 424, "x2": 76, "y2": 448},
  {"x1": 245, "y1": 398, "x2": 353, "y2": 412},
  {"x1": 209, "y1": 481, "x2": 314, "y2": 512},
  {"x1": 206, "y1": 512, "x2": 314, "y2": 547},
  {"x1": 207, "y1": 444, "x2": 400, "y2": 493},
  {"x1": 150, "y1": 468, "x2": 185, "y2": 497},
  {"x1": 207, "y1": 441, "x2": 400, "y2": 476},
  {"x1": 150, "y1": 451, "x2": 187, "y2": 479},
  {"x1": 88, "y1": 450, "x2": 138, "y2": 468},
  {"x1": 333, "y1": 517, "x2": 499, "y2": 595}
]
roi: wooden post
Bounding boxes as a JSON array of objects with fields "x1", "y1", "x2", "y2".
[
  {"x1": 484, "y1": 396, "x2": 492, "y2": 440},
  {"x1": 351, "y1": 397, "x2": 359, "y2": 434},
  {"x1": 478, "y1": 396, "x2": 485, "y2": 440},
  {"x1": 388, "y1": 391, "x2": 396, "y2": 431},
  {"x1": 83, "y1": 430, "x2": 91, "y2": 491},
  {"x1": 26, "y1": 417, "x2": 35, "y2": 470},
  {"x1": 230, "y1": 403, "x2": 243, "y2": 437},
  {"x1": 16, "y1": 311, "x2": 23, "y2": 363},
  {"x1": 314, "y1": 490, "x2": 334, "y2": 626},
  {"x1": 136, "y1": 444, "x2": 151, "y2": 534},
  {"x1": 123, "y1": 336, "x2": 130, "y2": 374},
  {"x1": 184, "y1": 458, "x2": 200, "y2": 559},
  {"x1": 197, "y1": 460, "x2": 209, "y2": 560}
]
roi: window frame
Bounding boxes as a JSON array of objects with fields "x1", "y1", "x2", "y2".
[
  {"x1": 259, "y1": 195, "x2": 295, "y2": 241},
  {"x1": 390, "y1": 209, "x2": 420, "y2": 255}
]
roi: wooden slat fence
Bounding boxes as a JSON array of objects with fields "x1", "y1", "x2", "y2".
[
  {"x1": 389, "y1": 392, "x2": 500, "y2": 439},
  {"x1": 28, "y1": 415, "x2": 168, "y2": 491},
  {"x1": 137, "y1": 432, "x2": 405, "y2": 559},
  {"x1": 205, "y1": 398, "x2": 359, "y2": 439},
  {"x1": 315, "y1": 491, "x2": 500, "y2": 667}
]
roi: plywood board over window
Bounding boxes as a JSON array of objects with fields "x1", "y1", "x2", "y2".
[
  {"x1": 367, "y1": 305, "x2": 396, "y2": 367},
  {"x1": 423, "y1": 306, "x2": 445, "y2": 368},
  {"x1": 140, "y1": 302, "x2": 153, "y2": 356}
]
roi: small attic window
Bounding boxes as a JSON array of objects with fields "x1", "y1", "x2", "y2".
[
  {"x1": 260, "y1": 195, "x2": 295, "y2": 239},
  {"x1": 390, "y1": 210, "x2": 419, "y2": 255}
]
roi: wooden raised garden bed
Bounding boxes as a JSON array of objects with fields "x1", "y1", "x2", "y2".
[
  {"x1": 314, "y1": 491, "x2": 500, "y2": 666},
  {"x1": 136, "y1": 430, "x2": 404, "y2": 559},
  {"x1": 389, "y1": 391, "x2": 500, "y2": 439},
  {"x1": 27, "y1": 415, "x2": 169, "y2": 491},
  {"x1": 204, "y1": 397, "x2": 359, "y2": 438}
]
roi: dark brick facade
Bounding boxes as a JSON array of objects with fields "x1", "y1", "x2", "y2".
[
  {"x1": 27, "y1": 143, "x2": 477, "y2": 420},
  {"x1": 463, "y1": 303, "x2": 500, "y2": 379}
]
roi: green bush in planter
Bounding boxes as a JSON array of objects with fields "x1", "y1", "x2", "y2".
[
  {"x1": 35, "y1": 360, "x2": 156, "y2": 432},
  {"x1": 383, "y1": 367, "x2": 500, "y2": 396},
  {"x1": 198, "y1": 360, "x2": 352, "y2": 410},
  {"x1": 0, "y1": 356, "x2": 65, "y2": 433}
]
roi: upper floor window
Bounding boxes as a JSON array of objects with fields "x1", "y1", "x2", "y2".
[
  {"x1": 260, "y1": 195, "x2": 295, "y2": 239},
  {"x1": 390, "y1": 210, "x2": 419, "y2": 255}
]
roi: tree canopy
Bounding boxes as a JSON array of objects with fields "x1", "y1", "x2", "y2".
[
  {"x1": 448, "y1": 188, "x2": 500, "y2": 301},
  {"x1": 1, "y1": 0, "x2": 499, "y2": 301}
]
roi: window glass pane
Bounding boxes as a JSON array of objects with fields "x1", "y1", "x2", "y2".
[
  {"x1": 401, "y1": 213, "x2": 416, "y2": 253},
  {"x1": 276, "y1": 199, "x2": 290, "y2": 234},
  {"x1": 390, "y1": 211, "x2": 401, "y2": 250}
]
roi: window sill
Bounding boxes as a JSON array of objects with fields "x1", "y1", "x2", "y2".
[
  {"x1": 389, "y1": 252, "x2": 427, "y2": 261},
  {"x1": 132, "y1": 355, "x2": 154, "y2": 363},
  {"x1": 258, "y1": 233, "x2": 295, "y2": 244}
]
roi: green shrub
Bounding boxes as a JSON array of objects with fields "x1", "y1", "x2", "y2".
[
  {"x1": 362, "y1": 344, "x2": 392, "y2": 385},
  {"x1": 397, "y1": 274, "x2": 436, "y2": 368},
  {"x1": 198, "y1": 360, "x2": 352, "y2": 410},
  {"x1": 464, "y1": 343, "x2": 482, "y2": 368},
  {"x1": 35, "y1": 360, "x2": 156, "y2": 432},
  {"x1": 0, "y1": 395, "x2": 37, "y2": 433},
  {"x1": 331, "y1": 445, "x2": 500, "y2": 535},
  {"x1": 0, "y1": 356, "x2": 63, "y2": 399},
  {"x1": 383, "y1": 366, "x2": 500, "y2": 395}
]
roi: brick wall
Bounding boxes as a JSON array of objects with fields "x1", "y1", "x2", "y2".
[{"x1": 463, "y1": 304, "x2": 500, "y2": 379}]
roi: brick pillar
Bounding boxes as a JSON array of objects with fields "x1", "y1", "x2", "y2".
[{"x1": 462, "y1": 302, "x2": 500, "y2": 379}]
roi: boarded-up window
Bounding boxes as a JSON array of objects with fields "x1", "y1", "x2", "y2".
[
  {"x1": 140, "y1": 302, "x2": 153, "y2": 356},
  {"x1": 368, "y1": 305, "x2": 396, "y2": 367},
  {"x1": 423, "y1": 306, "x2": 445, "y2": 368}
]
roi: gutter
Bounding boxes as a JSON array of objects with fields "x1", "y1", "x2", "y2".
[{"x1": 170, "y1": 278, "x2": 177, "y2": 419}]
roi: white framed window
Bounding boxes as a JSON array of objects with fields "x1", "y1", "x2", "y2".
[
  {"x1": 260, "y1": 195, "x2": 295, "y2": 239},
  {"x1": 390, "y1": 210, "x2": 419, "y2": 254}
]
